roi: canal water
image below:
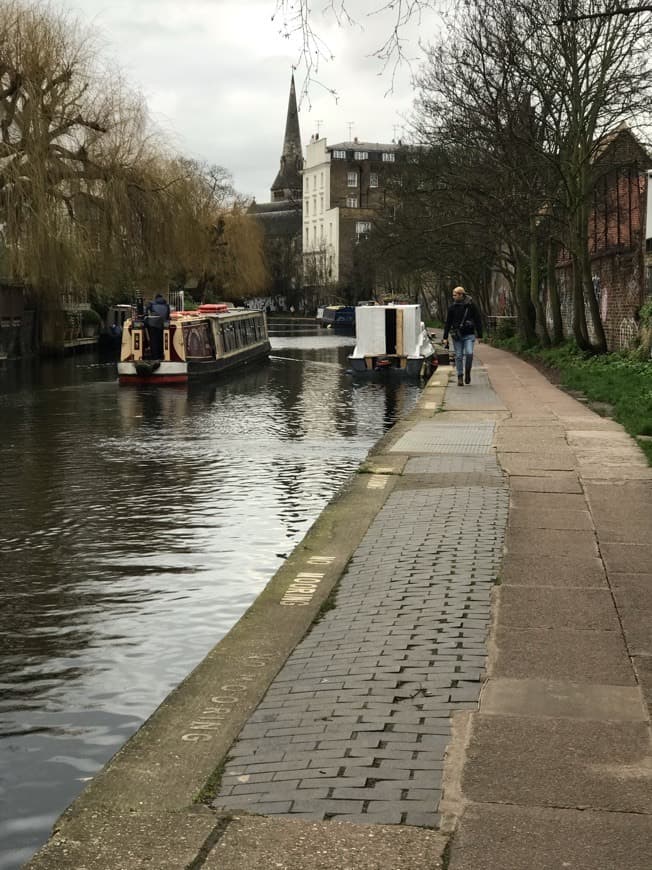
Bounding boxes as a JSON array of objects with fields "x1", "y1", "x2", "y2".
[{"x1": 0, "y1": 323, "x2": 421, "y2": 869}]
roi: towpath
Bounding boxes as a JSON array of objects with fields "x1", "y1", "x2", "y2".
[{"x1": 27, "y1": 344, "x2": 652, "y2": 869}]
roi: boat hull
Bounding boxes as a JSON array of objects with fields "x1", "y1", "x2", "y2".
[
  {"x1": 348, "y1": 353, "x2": 437, "y2": 379},
  {"x1": 118, "y1": 341, "x2": 270, "y2": 385}
]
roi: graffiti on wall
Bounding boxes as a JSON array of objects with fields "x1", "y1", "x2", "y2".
[{"x1": 618, "y1": 317, "x2": 638, "y2": 350}]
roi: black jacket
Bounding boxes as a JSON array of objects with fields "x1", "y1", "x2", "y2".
[{"x1": 443, "y1": 295, "x2": 482, "y2": 340}]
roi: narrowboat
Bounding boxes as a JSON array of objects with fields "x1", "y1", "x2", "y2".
[
  {"x1": 320, "y1": 304, "x2": 356, "y2": 333},
  {"x1": 117, "y1": 303, "x2": 270, "y2": 385},
  {"x1": 347, "y1": 303, "x2": 437, "y2": 379}
]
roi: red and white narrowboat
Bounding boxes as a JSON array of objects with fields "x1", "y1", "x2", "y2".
[{"x1": 117, "y1": 303, "x2": 271, "y2": 385}]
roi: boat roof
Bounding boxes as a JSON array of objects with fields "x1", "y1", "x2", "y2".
[{"x1": 171, "y1": 307, "x2": 261, "y2": 320}]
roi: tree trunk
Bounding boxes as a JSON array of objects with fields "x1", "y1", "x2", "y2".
[
  {"x1": 571, "y1": 251, "x2": 590, "y2": 350},
  {"x1": 515, "y1": 259, "x2": 537, "y2": 344},
  {"x1": 570, "y1": 191, "x2": 607, "y2": 353},
  {"x1": 530, "y1": 218, "x2": 550, "y2": 346},
  {"x1": 579, "y1": 241, "x2": 608, "y2": 353},
  {"x1": 546, "y1": 237, "x2": 564, "y2": 344}
]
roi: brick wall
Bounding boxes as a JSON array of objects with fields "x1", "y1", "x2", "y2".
[{"x1": 553, "y1": 129, "x2": 648, "y2": 350}]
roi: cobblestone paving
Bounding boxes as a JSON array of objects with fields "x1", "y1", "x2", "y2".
[{"x1": 214, "y1": 483, "x2": 508, "y2": 825}]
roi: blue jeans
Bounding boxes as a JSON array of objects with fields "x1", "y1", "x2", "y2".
[{"x1": 452, "y1": 334, "x2": 475, "y2": 376}]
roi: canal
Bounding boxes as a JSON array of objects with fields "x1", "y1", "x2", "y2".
[{"x1": 0, "y1": 322, "x2": 421, "y2": 868}]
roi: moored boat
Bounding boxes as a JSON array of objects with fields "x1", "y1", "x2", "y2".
[
  {"x1": 347, "y1": 303, "x2": 437, "y2": 379},
  {"x1": 320, "y1": 304, "x2": 356, "y2": 333},
  {"x1": 118, "y1": 303, "x2": 270, "y2": 385}
]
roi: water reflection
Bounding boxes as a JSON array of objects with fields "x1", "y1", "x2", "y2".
[{"x1": 0, "y1": 326, "x2": 419, "y2": 869}]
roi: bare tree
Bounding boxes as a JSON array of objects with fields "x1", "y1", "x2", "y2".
[
  {"x1": 400, "y1": 0, "x2": 652, "y2": 350},
  {"x1": 524, "y1": 0, "x2": 652, "y2": 351},
  {"x1": 272, "y1": 0, "x2": 445, "y2": 96}
]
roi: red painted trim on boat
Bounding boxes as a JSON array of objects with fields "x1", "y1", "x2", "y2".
[{"x1": 119, "y1": 373, "x2": 189, "y2": 385}]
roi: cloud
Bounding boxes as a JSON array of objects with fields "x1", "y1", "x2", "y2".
[{"x1": 60, "y1": 0, "x2": 442, "y2": 200}]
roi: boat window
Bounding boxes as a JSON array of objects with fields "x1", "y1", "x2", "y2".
[{"x1": 224, "y1": 322, "x2": 236, "y2": 352}]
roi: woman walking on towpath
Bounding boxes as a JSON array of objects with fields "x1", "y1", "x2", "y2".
[{"x1": 443, "y1": 286, "x2": 483, "y2": 386}]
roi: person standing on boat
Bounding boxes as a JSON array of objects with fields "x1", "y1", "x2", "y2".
[
  {"x1": 443, "y1": 286, "x2": 483, "y2": 386},
  {"x1": 145, "y1": 293, "x2": 170, "y2": 359}
]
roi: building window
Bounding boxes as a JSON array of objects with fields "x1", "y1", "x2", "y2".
[
  {"x1": 347, "y1": 171, "x2": 358, "y2": 187},
  {"x1": 354, "y1": 150, "x2": 368, "y2": 160},
  {"x1": 346, "y1": 195, "x2": 358, "y2": 208},
  {"x1": 333, "y1": 149, "x2": 346, "y2": 159},
  {"x1": 329, "y1": 223, "x2": 333, "y2": 242},
  {"x1": 313, "y1": 226, "x2": 317, "y2": 244},
  {"x1": 320, "y1": 222, "x2": 324, "y2": 240},
  {"x1": 320, "y1": 172, "x2": 324, "y2": 187},
  {"x1": 305, "y1": 199, "x2": 309, "y2": 217},
  {"x1": 382, "y1": 152, "x2": 395, "y2": 162},
  {"x1": 313, "y1": 175, "x2": 317, "y2": 190},
  {"x1": 313, "y1": 195, "x2": 317, "y2": 213},
  {"x1": 356, "y1": 221, "x2": 372, "y2": 235},
  {"x1": 369, "y1": 173, "x2": 379, "y2": 188},
  {"x1": 320, "y1": 194, "x2": 324, "y2": 212},
  {"x1": 305, "y1": 227, "x2": 309, "y2": 245}
]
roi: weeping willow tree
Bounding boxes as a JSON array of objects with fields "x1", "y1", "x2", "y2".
[
  {"x1": 0, "y1": 0, "x2": 266, "y2": 310},
  {"x1": 0, "y1": 0, "x2": 109, "y2": 296}
]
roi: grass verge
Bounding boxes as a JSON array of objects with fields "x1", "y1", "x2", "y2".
[{"x1": 489, "y1": 338, "x2": 652, "y2": 465}]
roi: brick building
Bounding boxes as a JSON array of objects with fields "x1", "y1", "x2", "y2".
[
  {"x1": 555, "y1": 125, "x2": 651, "y2": 350},
  {"x1": 302, "y1": 137, "x2": 403, "y2": 293}
]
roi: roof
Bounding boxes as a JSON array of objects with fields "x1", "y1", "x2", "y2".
[
  {"x1": 248, "y1": 202, "x2": 302, "y2": 238},
  {"x1": 248, "y1": 200, "x2": 301, "y2": 216},
  {"x1": 271, "y1": 74, "x2": 303, "y2": 195},
  {"x1": 592, "y1": 122, "x2": 651, "y2": 164},
  {"x1": 327, "y1": 141, "x2": 403, "y2": 152}
]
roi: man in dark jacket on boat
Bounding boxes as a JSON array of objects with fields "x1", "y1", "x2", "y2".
[
  {"x1": 443, "y1": 286, "x2": 483, "y2": 386},
  {"x1": 145, "y1": 293, "x2": 170, "y2": 359}
]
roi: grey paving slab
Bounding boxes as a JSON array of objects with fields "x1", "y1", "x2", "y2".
[
  {"x1": 509, "y1": 475, "x2": 583, "y2": 493},
  {"x1": 26, "y1": 811, "x2": 220, "y2": 870},
  {"x1": 404, "y1": 456, "x2": 503, "y2": 476},
  {"x1": 449, "y1": 804, "x2": 652, "y2": 870},
  {"x1": 498, "y1": 588, "x2": 621, "y2": 630},
  {"x1": 602, "y1": 542, "x2": 652, "y2": 574},
  {"x1": 443, "y1": 368, "x2": 508, "y2": 411},
  {"x1": 390, "y1": 422, "x2": 496, "y2": 455},
  {"x1": 510, "y1": 491, "x2": 588, "y2": 511},
  {"x1": 214, "y1": 484, "x2": 508, "y2": 823},
  {"x1": 499, "y1": 453, "x2": 576, "y2": 473},
  {"x1": 480, "y1": 678, "x2": 647, "y2": 721},
  {"x1": 504, "y1": 527, "x2": 598, "y2": 558},
  {"x1": 508, "y1": 506, "x2": 593, "y2": 530},
  {"x1": 585, "y1": 480, "x2": 652, "y2": 521},
  {"x1": 499, "y1": 554, "x2": 607, "y2": 587},
  {"x1": 203, "y1": 816, "x2": 447, "y2": 870},
  {"x1": 617, "y1": 612, "x2": 652, "y2": 656},
  {"x1": 493, "y1": 626, "x2": 636, "y2": 684},
  {"x1": 461, "y1": 715, "x2": 652, "y2": 813},
  {"x1": 496, "y1": 436, "x2": 569, "y2": 453},
  {"x1": 633, "y1": 656, "x2": 652, "y2": 716}
]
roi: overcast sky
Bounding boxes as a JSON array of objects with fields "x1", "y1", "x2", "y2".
[{"x1": 62, "y1": 0, "x2": 443, "y2": 202}]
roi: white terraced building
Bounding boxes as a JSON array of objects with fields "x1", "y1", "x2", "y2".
[{"x1": 302, "y1": 136, "x2": 404, "y2": 289}]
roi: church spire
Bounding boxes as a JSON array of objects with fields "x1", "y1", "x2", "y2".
[{"x1": 271, "y1": 73, "x2": 303, "y2": 202}]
